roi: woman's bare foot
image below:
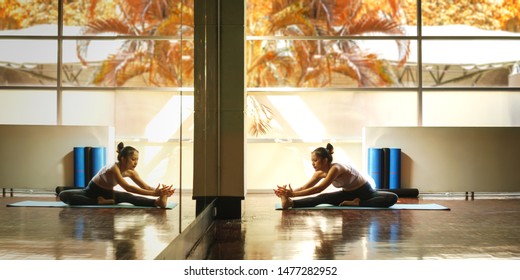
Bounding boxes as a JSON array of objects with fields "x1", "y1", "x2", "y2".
[
  {"x1": 155, "y1": 194, "x2": 169, "y2": 208},
  {"x1": 339, "y1": 198, "x2": 360, "y2": 206},
  {"x1": 281, "y1": 194, "x2": 293, "y2": 209},
  {"x1": 97, "y1": 196, "x2": 115, "y2": 205}
]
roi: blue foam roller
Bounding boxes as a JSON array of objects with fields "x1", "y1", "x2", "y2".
[
  {"x1": 389, "y1": 148, "x2": 401, "y2": 189},
  {"x1": 368, "y1": 148, "x2": 383, "y2": 189},
  {"x1": 73, "y1": 147, "x2": 86, "y2": 188},
  {"x1": 90, "y1": 146, "x2": 106, "y2": 178}
]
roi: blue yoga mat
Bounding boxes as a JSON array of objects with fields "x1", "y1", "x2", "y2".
[
  {"x1": 275, "y1": 203, "x2": 449, "y2": 211},
  {"x1": 389, "y1": 148, "x2": 401, "y2": 190},
  {"x1": 90, "y1": 146, "x2": 106, "y2": 178},
  {"x1": 7, "y1": 200, "x2": 177, "y2": 209},
  {"x1": 368, "y1": 147, "x2": 383, "y2": 189},
  {"x1": 73, "y1": 147, "x2": 86, "y2": 188}
]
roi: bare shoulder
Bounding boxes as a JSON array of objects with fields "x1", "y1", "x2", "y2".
[
  {"x1": 122, "y1": 169, "x2": 138, "y2": 178},
  {"x1": 331, "y1": 163, "x2": 349, "y2": 175},
  {"x1": 331, "y1": 162, "x2": 347, "y2": 170},
  {"x1": 107, "y1": 162, "x2": 119, "y2": 173},
  {"x1": 110, "y1": 163, "x2": 132, "y2": 177},
  {"x1": 314, "y1": 170, "x2": 327, "y2": 178}
]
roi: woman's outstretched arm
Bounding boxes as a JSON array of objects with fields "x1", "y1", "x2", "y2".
[
  {"x1": 290, "y1": 166, "x2": 340, "y2": 197},
  {"x1": 112, "y1": 165, "x2": 161, "y2": 196}
]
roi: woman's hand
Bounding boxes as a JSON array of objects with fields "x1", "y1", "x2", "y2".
[
  {"x1": 161, "y1": 184, "x2": 176, "y2": 197},
  {"x1": 274, "y1": 184, "x2": 293, "y2": 197},
  {"x1": 273, "y1": 185, "x2": 285, "y2": 197},
  {"x1": 153, "y1": 184, "x2": 162, "y2": 196},
  {"x1": 153, "y1": 184, "x2": 175, "y2": 197}
]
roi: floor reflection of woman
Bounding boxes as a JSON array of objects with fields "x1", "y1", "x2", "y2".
[{"x1": 274, "y1": 143, "x2": 398, "y2": 209}]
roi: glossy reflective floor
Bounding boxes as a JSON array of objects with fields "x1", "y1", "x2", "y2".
[
  {"x1": 207, "y1": 194, "x2": 520, "y2": 260},
  {"x1": 2, "y1": 193, "x2": 520, "y2": 260},
  {"x1": 0, "y1": 192, "x2": 195, "y2": 260}
]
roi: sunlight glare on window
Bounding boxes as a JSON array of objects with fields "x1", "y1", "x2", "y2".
[
  {"x1": 145, "y1": 96, "x2": 192, "y2": 143},
  {"x1": 267, "y1": 95, "x2": 325, "y2": 143}
]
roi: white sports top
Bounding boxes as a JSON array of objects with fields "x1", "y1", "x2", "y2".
[
  {"x1": 92, "y1": 163, "x2": 119, "y2": 189},
  {"x1": 331, "y1": 163, "x2": 367, "y2": 190}
]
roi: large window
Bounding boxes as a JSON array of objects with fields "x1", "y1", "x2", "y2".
[
  {"x1": 2, "y1": 1, "x2": 520, "y2": 195},
  {"x1": 245, "y1": 0, "x2": 520, "y2": 191}
]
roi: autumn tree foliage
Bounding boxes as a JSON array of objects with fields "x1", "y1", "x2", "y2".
[
  {"x1": 403, "y1": 0, "x2": 519, "y2": 32},
  {"x1": 2, "y1": 0, "x2": 519, "y2": 32}
]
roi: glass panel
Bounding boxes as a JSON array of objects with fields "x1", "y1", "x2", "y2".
[
  {"x1": 114, "y1": 90, "x2": 195, "y2": 230},
  {"x1": 246, "y1": 0, "x2": 416, "y2": 37},
  {"x1": 0, "y1": 0, "x2": 57, "y2": 35},
  {"x1": 62, "y1": 91, "x2": 115, "y2": 126},
  {"x1": 246, "y1": 39, "x2": 415, "y2": 88},
  {"x1": 0, "y1": 90, "x2": 57, "y2": 124},
  {"x1": 422, "y1": 1, "x2": 520, "y2": 36},
  {"x1": 423, "y1": 91, "x2": 520, "y2": 126},
  {"x1": 246, "y1": 91, "x2": 417, "y2": 141},
  {"x1": 0, "y1": 0, "x2": 197, "y2": 247},
  {"x1": 63, "y1": 0, "x2": 194, "y2": 38},
  {"x1": 114, "y1": 91, "x2": 194, "y2": 141},
  {"x1": 62, "y1": 39, "x2": 194, "y2": 87},
  {"x1": 422, "y1": 40, "x2": 520, "y2": 87},
  {"x1": 0, "y1": 40, "x2": 57, "y2": 86}
]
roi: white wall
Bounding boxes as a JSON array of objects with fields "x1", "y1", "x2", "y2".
[
  {"x1": 0, "y1": 125, "x2": 114, "y2": 190},
  {"x1": 363, "y1": 127, "x2": 520, "y2": 192}
]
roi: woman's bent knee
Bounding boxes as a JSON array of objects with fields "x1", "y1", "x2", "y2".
[
  {"x1": 58, "y1": 191, "x2": 71, "y2": 203},
  {"x1": 386, "y1": 193, "x2": 398, "y2": 206}
]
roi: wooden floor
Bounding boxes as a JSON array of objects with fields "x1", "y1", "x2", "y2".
[
  {"x1": 207, "y1": 194, "x2": 520, "y2": 260},
  {"x1": 1, "y1": 193, "x2": 520, "y2": 260},
  {"x1": 0, "y1": 193, "x2": 195, "y2": 260}
]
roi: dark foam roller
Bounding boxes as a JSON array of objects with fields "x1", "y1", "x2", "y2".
[
  {"x1": 382, "y1": 148, "x2": 390, "y2": 189},
  {"x1": 383, "y1": 188, "x2": 419, "y2": 198}
]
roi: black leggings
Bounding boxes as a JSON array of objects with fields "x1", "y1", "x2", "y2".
[
  {"x1": 59, "y1": 181, "x2": 157, "y2": 207},
  {"x1": 292, "y1": 182, "x2": 398, "y2": 208}
]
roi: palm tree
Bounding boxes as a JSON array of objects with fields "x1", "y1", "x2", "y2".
[
  {"x1": 76, "y1": 0, "x2": 410, "y2": 136},
  {"x1": 76, "y1": 0, "x2": 194, "y2": 87},
  {"x1": 246, "y1": 0, "x2": 410, "y2": 88},
  {"x1": 244, "y1": 0, "x2": 410, "y2": 136}
]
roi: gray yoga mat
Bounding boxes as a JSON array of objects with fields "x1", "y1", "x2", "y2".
[
  {"x1": 275, "y1": 203, "x2": 450, "y2": 210},
  {"x1": 7, "y1": 200, "x2": 177, "y2": 209}
]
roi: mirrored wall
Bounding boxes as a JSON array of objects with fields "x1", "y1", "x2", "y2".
[{"x1": 0, "y1": 0, "x2": 196, "y2": 243}]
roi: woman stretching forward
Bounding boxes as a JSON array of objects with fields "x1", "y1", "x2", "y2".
[
  {"x1": 274, "y1": 143, "x2": 397, "y2": 209},
  {"x1": 59, "y1": 142, "x2": 174, "y2": 208}
]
